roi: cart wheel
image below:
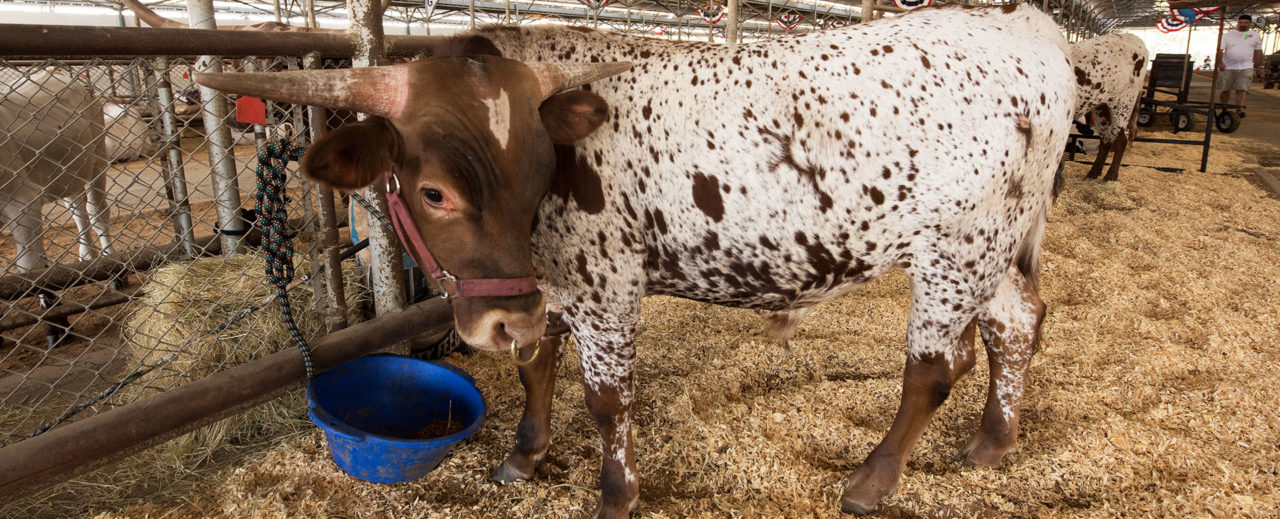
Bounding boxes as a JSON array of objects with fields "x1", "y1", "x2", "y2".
[
  {"x1": 1136, "y1": 107, "x2": 1155, "y2": 127},
  {"x1": 1215, "y1": 110, "x2": 1241, "y2": 133},
  {"x1": 1170, "y1": 110, "x2": 1194, "y2": 132}
]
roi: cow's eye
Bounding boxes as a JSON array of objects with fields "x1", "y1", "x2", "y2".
[{"x1": 422, "y1": 188, "x2": 445, "y2": 207}]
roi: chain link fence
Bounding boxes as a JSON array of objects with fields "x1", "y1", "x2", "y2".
[{"x1": 0, "y1": 54, "x2": 374, "y2": 451}]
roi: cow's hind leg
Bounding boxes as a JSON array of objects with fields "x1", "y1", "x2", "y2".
[
  {"x1": 841, "y1": 275, "x2": 979, "y2": 515},
  {"x1": 1084, "y1": 138, "x2": 1112, "y2": 180},
  {"x1": 1100, "y1": 133, "x2": 1128, "y2": 182},
  {"x1": 960, "y1": 266, "x2": 1045, "y2": 467},
  {"x1": 493, "y1": 331, "x2": 565, "y2": 483}
]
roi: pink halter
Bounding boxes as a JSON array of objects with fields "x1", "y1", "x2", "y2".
[{"x1": 383, "y1": 171, "x2": 540, "y2": 299}]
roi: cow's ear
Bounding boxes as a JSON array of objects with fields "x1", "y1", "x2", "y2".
[
  {"x1": 302, "y1": 119, "x2": 400, "y2": 190},
  {"x1": 539, "y1": 90, "x2": 609, "y2": 144}
]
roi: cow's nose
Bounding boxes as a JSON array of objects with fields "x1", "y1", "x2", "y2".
[{"x1": 491, "y1": 312, "x2": 547, "y2": 352}]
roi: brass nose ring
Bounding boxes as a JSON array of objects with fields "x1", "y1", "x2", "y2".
[{"x1": 510, "y1": 337, "x2": 541, "y2": 367}]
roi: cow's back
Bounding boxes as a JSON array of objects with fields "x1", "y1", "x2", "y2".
[
  {"x1": 481, "y1": 6, "x2": 1074, "y2": 310},
  {"x1": 1070, "y1": 33, "x2": 1149, "y2": 118},
  {"x1": 1, "y1": 71, "x2": 106, "y2": 205}
]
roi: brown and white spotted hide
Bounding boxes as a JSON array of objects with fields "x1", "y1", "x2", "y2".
[
  {"x1": 195, "y1": 4, "x2": 1073, "y2": 517},
  {"x1": 470, "y1": 4, "x2": 1070, "y2": 516},
  {"x1": 1071, "y1": 34, "x2": 1149, "y2": 182}
]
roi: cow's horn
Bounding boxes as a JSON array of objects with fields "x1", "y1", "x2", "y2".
[
  {"x1": 194, "y1": 66, "x2": 410, "y2": 119},
  {"x1": 525, "y1": 61, "x2": 633, "y2": 100}
]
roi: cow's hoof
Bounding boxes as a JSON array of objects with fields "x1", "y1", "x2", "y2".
[
  {"x1": 840, "y1": 499, "x2": 877, "y2": 516},
  {"x1": 840, "y1": 463, "x2": 898, "y2": 516},
  {"x1": 957, "y1": 436, "x2": 1018, "y2": 468},
  {"x1": 491, "y1": 459, "x2": 534, "y2": 484},
  {"x1": 591, "y1": 496, "x2": 639, "y2": 518}
]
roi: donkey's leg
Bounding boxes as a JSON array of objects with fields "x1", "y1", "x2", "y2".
[
  {"x1": 841, "y1": 270, "x2": 980, "y2": 515},
  {"x1": 960, "y1": 266, "x2": 1045, "y2": 467},
  {"x1": 62, "y1": 195, "x2": 95, "y2": 261}
]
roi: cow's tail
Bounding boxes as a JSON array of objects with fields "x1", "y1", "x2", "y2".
[{"x1": 1013, "y1": 202, "x2": 1048, "y2": 292}]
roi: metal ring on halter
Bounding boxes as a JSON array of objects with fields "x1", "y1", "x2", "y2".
[
  {"x1": 510, "y1": 337, "x2": 541, "y2": 366},
  {"x1": 385, "y1": 173, "x2": 400, "y2": 194}
]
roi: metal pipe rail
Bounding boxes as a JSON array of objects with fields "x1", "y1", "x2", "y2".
[
  {"x1": 0, "y1": 298, "x2": 454, "y2": 504},
  {"x1": 0, "y1": 24, "x2": 444, "y2": 58}
]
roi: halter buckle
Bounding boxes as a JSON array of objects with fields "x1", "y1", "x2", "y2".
[{"x1": 436, "y1": 270, "x2": 459, "y2": 300}]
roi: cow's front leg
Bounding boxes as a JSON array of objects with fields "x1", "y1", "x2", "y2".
[
  {"x1": 574, "y1": 322, "x2": 640, "y2": 518},
  {"x1": 493, "y1": 332, "x2": 565, "y2": 483}
]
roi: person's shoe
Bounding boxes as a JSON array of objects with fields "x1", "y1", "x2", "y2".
[{"x1": 1237, "y1": 110, "x2": 1246, "y2": 119}]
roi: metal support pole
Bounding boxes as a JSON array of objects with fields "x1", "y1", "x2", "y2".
[
  {"x1": 726, "y1": 0, "x2": 739, "y2": 47},
  {"x1": 347, "y1": 0, "x2": 408, "y2": 322},
  {"x1": 303, "y1": 52, "x2": 350, "y2": 333},
  {"x1": 505, "y1": 0, "x2": 511, "y2": 23},
  {"x1": 768, "y1": 0, "x2": 773, "y2": 39},
  {"x1": 469, "y1": 0, "x2": 476, "y2": 30},
  {"x1": 861, "y1": 0, "x2": 873, "y2": 23},
  {"x1": 187, "y1": 0, "x2": 248, "y2": 254},
  {"x1": 1203, "y1": 13, "x2": 1225, "y2": 173},
  {"x1": 151, "y1": 57, "x2": 198, "y2": 258},
  {"x1": 306, "y1": 0, "x2": 317, "y2": 28},
  {"x1": 273, "y1": 0, "x2": 282, "y2": 22},
  {"x1": 244, "y1": 57, "x2": 269, "y2": 149}
]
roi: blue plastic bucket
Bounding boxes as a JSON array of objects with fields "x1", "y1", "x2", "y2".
[{"x1": 306, "y1": 354, "x2": 486, "y2": 484}]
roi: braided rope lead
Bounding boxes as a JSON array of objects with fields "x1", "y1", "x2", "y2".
[
  {"x1": 255, "y1": 139, "x2": 316, "y2": 379},
  {"x1": 350, "y1": 192, "x2": 394, "y2": 232}
]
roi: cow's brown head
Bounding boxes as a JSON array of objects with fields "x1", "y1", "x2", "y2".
[{"x1": 196, "y1": 56, "x2": 630, "y2": 352}]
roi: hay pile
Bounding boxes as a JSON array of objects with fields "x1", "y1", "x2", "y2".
[
  {"x1": 10, "y1": 135, "x2": 1280, "y2": 518},
  {"x1": 116, "y1": 253, "x2": 367, "y2": 466}
]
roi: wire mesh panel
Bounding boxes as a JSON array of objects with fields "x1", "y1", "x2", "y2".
[{"x1": 0, "y1": 55, "x2": 358, "y2": 449}]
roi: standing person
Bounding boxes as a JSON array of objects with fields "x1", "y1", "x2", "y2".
[{"x1": 1216, "y1": 14, "x2": 1264, "y2": 118}]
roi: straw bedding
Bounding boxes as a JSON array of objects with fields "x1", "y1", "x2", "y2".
[
  {"x1": 7, "y1": 132, "x2": 1280, "y2": 518},
  {"x1": 114, "y1": 254, "x2": 368, "y2": 467}
]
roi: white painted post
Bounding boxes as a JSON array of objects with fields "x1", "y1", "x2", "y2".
[
  {"x1": 186, "y1": 0, "x2": 248, "y2": 254},
  {"x1": 347, "y1": 0, "x2": 409, "y2": 326},
  {"x1": 726, "y1": 0, "x2": 739, "y2": 47}
]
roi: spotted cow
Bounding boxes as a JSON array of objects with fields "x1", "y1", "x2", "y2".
[
  {"x1": 1071, "y1": 34, "x2": 1149, "y2": 181},
  {"x1": 197, "y1": 4, "x2": 1074, "y2": 516}
]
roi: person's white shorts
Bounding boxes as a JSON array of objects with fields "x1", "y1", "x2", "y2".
[{"x1": 1217, "y1": 69, "x2": 1253, "y2": 92}]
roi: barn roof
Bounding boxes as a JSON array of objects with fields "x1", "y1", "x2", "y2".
[{"x1": 21, "y1": 0, "x2": 1280, "y2": 38}]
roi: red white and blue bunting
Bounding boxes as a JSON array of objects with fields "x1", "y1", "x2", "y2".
[
  {"x1": 581, "y1": 0, "x2": 610, "y2": 11},
  {"x1": 697, "y1": 6, "x2": 725, "y2": 24},
  {"x1": 1156, "y1": 6, "x2": 1220, "y2": 33},
  {"x1": 825, "y1": 19, "x2": 848, "y2": 30},
  {"x1": 776, "y1": 12, "x2": 803, "y2": 30},
  {"x1": 652, "y1": 24, "x2": 669, "y2": 35},
  {"x1": 893, "y1": 0, "x2": 933, "y2": 10}
]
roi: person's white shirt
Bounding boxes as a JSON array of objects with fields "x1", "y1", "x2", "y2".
[{"x1": 1220, "y1": 30, "x2": 1262, "y2": 70}]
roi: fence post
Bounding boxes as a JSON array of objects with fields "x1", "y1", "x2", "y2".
[
  {"x1": 303, "y1": 53, "x2": 350, "y2": 333},
  {"x1": 151, "y1": 57, "x2": 198, "y2": 258},
  {"x1": 187, "y1": 0, "x2": 248, "y2": 254},
  {"x1": 348, "y1": 0, "x2": 408, "y2": 336}
]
